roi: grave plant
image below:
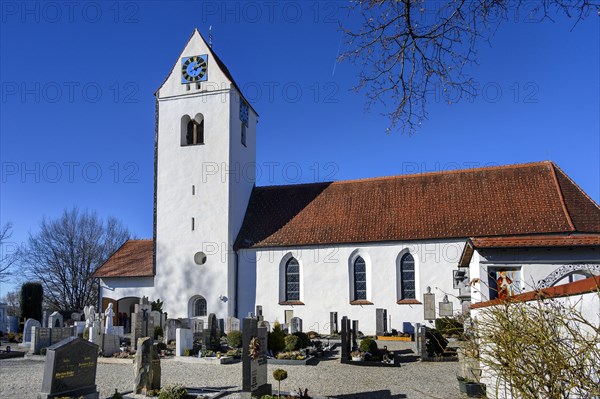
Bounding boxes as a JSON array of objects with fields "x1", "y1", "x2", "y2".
[
  {"x1": 226, "y1": 330, "x2": 242, "y2": 348},
  {"x1": 273, "y1": 368, "x2": 288, "y2": 397}
]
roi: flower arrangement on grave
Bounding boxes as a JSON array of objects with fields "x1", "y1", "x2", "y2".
[{"x1": 249, "y1": 336, "x2": 261, "y2": 360}]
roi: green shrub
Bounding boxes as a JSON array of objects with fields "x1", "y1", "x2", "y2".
[
  {"x1": 158, "y1": 384, "x2": 188, "y2": 399},
  {"x1": 359, "y1": 337, "x2": 378, "y2": 355},
  {"x1": 268, "y1": 322, "x2": 285, "y2": 353},
  {"x1": 83, "y1": 328, "x2": 89, "y2": 341},
  {"x1": 293, "y1": 331, "x2": 309, "y2": 348},
  {"x1": 40, "y1": 347, "x2": 47, "y2": 356},
  {"x1": 284, "y1": 335, "x2": 300, "y2": 352},
  {"x1": 425, "y1": 328, "x2": 448, "y2": 357},
  {"x1": 435, "y1": 317, "x2": 463, "y2": 337},
  {"x1": 154, "y1": 326, "x2": 164, "y2": 340},
  {"x1": 227, "y1": 330, "x2": 242, "y2": 348},
  {"x1": 112, "y1": 389, "x2": 124, "y2": 399}
]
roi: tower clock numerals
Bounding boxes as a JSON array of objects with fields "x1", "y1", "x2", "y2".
[{"x1": 181, "y1": 55, "x2": 208, "y2": 84}]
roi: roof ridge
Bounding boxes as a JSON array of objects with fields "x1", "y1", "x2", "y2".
[
  {"x1": 548, "y1": 162, "x2": 576, "y2": 232},
  {"x1": 254, "y1": 161, "x2": 552, "y2": 190}
]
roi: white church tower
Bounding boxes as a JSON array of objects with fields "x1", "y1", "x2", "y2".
[{"x1": 153, "y1": 29, "x2": 257, "y2": 320}]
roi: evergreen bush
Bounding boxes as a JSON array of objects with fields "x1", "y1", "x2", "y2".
[{"x1": 227, "y1": 330, "x2": 243, "y2": 348}]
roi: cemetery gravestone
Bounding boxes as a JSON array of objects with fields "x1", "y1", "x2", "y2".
[
  {"x1": 134, "y1": 337, "x2": 161, "y2": 395},
  {"x1": 102, "y1": 334, "x2": 120, "y2": 357},
  {"x1": 258, "y1": 320, "x2": 270, "y2": 331},
  {"x1": 242, "y1": 318, "x2": 271, "y2": 398},
  {"x1": 376, "y1": 308, "x2": 388, "y2": 336},
  {"x1": 351, "y1": 320, "x2": 359, "y2": 348},
  {"x1": 423, "y1": 291, "x2": 436, "y2": 320},
  {"x1": 439, "y1": 296, "x2": 454, "y2": 317},
  {"x1": 176, "y1": 328, "x2": 193, "y2": 357},
  {"x1": 38, "y1": 337, "x2": 99, "y2": 399},
  {"x1": 290, "y1": 317, "x2": 302, "y2": 334},
  {"x1": 255, "y1": 305, "x2": 263, "y2": 322},
  {"x1": 340, "y1": 316, "x2": 351, "y2": 360},
  {"x1": 330, "y1": 312, "x2": 338, "y2": 334},
  {"x1": 226, "y1": 316, "x2": 240, "y2": 334},
  {"x1": 8, "y1": 315, "x2": 19, "y2": 333},
  {"x1": 164, "y1": 319, "x2": 183, "y2": 343},
  {"x1": 204, "y1": 313, "x2": 220, "y2": 350},
  {"x1": 42, "y1": 310, "x2": 51, "y2": 328},
  {"x1": 31, "y1": 327, "x2": 51, "y2": 355},
  {"x1": 24, "y1": 318, "x2": 41, "y2": 343},
  {"x1": 48, "y1": 311, "x2": 63, "y2": 328},
  {"x1": 150, "y1": 311, "x2": 162, "y2": 330}
]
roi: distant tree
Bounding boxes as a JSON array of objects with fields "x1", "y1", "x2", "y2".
[
  {"x1": 20, "y1": 282, "x2": 43, "y2": 322},
  {"x1": 19, "y1": 207, "x2": 130, "y2": 311},
  {"x1": 340, "y1": 0, "x2": 598, "y2": 133},
  {"x1": 0, "y1": 222, "x2": 17, "y2": 281}
]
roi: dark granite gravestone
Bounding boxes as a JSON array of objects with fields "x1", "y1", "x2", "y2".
[
  {"x1": 38, "y1": 337, "x2": 99, "y2": 399},
  {"x1": 134, "y1": 337, "x2": 161, "y2": 394},
  {"x1": 330, "y1": 312, "x2": 338, "y2": 334},
  {"x1": 340, "y1": 316, "x2": 351, "y2": 360},
  {"x1": 204, "y1": 313, "x2": 220, "y2": 350},
  {"x1": 376, "y1": 308, "x2": 387, "y2": 336},
  {"x1": 351, "y1": 320, "x2": 359, "y2": 348},
  {"x1": 242, "y1": 317, "x2": 271, "y2": 398},
  {"x1": 255, "y1": 305, "x2": 263, "y2": 322}
]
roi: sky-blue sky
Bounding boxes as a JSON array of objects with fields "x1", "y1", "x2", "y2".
[{"x1": 1, "y1": 1, "x2": 598, "y2": 296}]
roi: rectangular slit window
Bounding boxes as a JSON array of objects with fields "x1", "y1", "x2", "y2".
[
  {"x1": 192, "y1": 185, "x2": 195, "y2": 195},
  {"x1": 191, "y1": 217, "x2": 195, "y2": 231}
]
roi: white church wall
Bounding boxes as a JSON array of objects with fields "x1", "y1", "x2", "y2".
[
  {"x1": 471, "y1": 247, "x2": 600, "y2": 302},
  {"x1": 227, "y1": 90, "x2": 257, "y2": 316},
  {"x1": 239, "y1": 239, "x2": 466, "y2": 335}
]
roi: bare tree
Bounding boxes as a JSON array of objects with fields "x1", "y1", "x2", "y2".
[
  {"x1": 340, "y1": 0, "x2": 598, "y2": 133},
  {"x1": 0, "y1": 290, "x2": 20, "y2": 316},
  {"x1": 19, "y1": 208, "x2": 130, "y2": 311},
  {"x1": 0, "y1": 222, "x2": 17, "y2": 282}
]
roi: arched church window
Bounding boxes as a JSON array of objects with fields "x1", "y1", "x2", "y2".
[
  {"x1": 400, "y1": 253, "x2": 415, "y2": 299},
  {"x1": 192, "y1": 296, "x2": 207, "y2": 317},
  {"x1": 285, "y1": 257, "x2": 300, "y2": 301},
  {"x1": 353, "y1": 256, "x2": 367, "y2": 300}
]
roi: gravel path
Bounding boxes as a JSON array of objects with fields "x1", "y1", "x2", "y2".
[{"x1": 0, "y1": 342, "x2": 463, "y2": 399}]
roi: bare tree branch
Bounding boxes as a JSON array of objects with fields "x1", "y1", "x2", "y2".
[
  {"x1": 0, "y1": 222, "x2": 17, "y2": 282},
  {"x1": 340, "y1": 0, "x2": 599, "y2": 134}
]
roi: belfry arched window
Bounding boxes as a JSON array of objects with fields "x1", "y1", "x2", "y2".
[
  {"x1": 181, "y1": 114, "x2": 204, "y2": 146},
  {"x1": 285, "y1": 257, "x2": 300, "y2": 301},
  {"x1": 187, "y1": 118, "x2": 204, "y2": 145},
  {"x1": 400, "y1": 253, "x2": 415, "y2": 299},
  {"x1": 353, "y1": 256, "x2": 367, "y2": 300}
]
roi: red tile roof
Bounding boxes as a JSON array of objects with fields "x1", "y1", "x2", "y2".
[
  {"x1": 93, "y1": 240, "x2": 153, "y2": 278},
  {"x1": 470, "y1": 234, "x2": 600, "y2": 249},
  {"x1": 235, "y1": 161, "x2": 600, "y2": 249}
]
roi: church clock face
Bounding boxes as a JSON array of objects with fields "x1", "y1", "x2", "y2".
[{"x1": 181, "y1": 55, "x2": 208, "y2": 83}]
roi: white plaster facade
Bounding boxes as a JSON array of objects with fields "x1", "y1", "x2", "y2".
[{"x1": 238, "y1": 240, "x2": 466, "y2": 335}]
